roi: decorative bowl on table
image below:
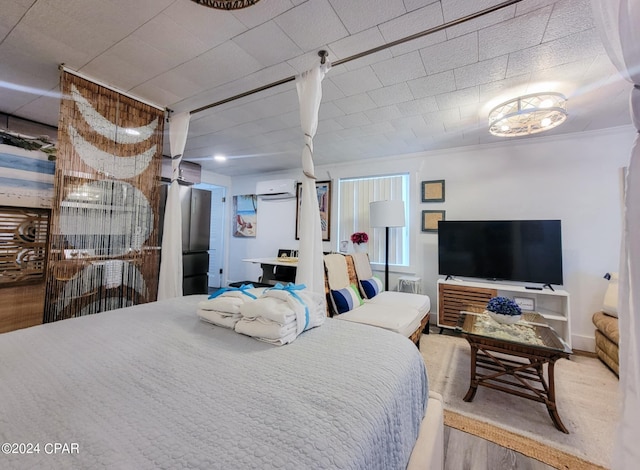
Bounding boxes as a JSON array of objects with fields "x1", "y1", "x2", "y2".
[{"x1": 485, "y1": 296, "x2": 522, "y2": 324}]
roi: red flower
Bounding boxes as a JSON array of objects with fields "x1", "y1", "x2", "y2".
[{"x1": 351, "y1": 232, "x2": 368, "y2": 244}]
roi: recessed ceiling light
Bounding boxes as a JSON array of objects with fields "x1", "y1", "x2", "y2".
[{"x1": 214, "y1": 155, "x2": 226, "y2": 161}]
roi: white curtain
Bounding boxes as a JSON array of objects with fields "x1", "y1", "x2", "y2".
[
  {"x1": 157, "y1": 111, "x2": 190, "y2": 300},
  {"x1": 294, "y1": 63, "x2": 330, "y2": 299},
  {"x1": 590, "y1": 1, "x2": 640, "y2": 468}
]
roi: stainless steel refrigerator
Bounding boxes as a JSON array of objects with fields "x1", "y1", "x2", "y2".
[{"x1": 160, "y1": 184, "x2": 211, "y2": 295}]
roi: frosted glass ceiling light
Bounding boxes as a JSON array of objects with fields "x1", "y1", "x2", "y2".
[
  {"x1": 190, "y1": 0, "x2": 260, "y2": 9},
  {"x1": 488, "y1": 92, "x2": 567, "y2": 137}
]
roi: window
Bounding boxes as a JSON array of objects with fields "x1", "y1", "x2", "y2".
[{"x1": 338, "y1": 174, "x2": 409, "y2": 266}]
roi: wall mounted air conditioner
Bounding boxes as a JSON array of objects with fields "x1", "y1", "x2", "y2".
[{"x1": 256, "y1": 179, "x2": 297, "y2": 200}]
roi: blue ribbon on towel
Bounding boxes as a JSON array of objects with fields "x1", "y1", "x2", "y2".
[
  {"x1": 268, "y1": 283, "x2": 309, "y2": 330},
  {"x1": 208, "y1": 284, "x2": 257, "y2": 300}
]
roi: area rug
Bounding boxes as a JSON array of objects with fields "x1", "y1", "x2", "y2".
[{"x1": 420, "y1": 333, "x2": 619, "y2": 469}]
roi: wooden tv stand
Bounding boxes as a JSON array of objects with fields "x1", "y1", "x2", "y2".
[{"x1": 437, "y1": 279, "x2": 572, "y2": 348}]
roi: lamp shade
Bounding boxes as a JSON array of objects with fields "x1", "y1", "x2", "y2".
[{"x1": 370, "y1": 200, "x2": 405, "y2": 228}]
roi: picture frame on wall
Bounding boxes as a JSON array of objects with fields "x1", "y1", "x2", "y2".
[
  {"x1": 296, "y1": 180, "x2": 331, "y2": 241},
  {"x1": 422, "y1": 210, "x2": 445, "y2": 233},
  {"x1": 421, "y1": 179, "x2": 445, "y2": 202}
]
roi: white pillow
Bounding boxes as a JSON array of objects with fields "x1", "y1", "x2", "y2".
[{"x1": 603, "y1": 272, "x2": 619, "y2": 318}]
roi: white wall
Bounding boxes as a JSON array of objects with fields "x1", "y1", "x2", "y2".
[{"x1": 224, "y1": 126, "x2": 633, "y2": 351}]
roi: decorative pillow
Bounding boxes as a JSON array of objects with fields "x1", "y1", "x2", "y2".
[
  {"x1": 331, "y1": 284, "x2": 364, "y2": 314},
  {"x1": 359, "y1": 277, "x2": 384, "y2": 299}
]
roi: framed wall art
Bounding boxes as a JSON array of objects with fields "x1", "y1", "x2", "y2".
[
  {"x1": 296, "y1": 180, "x2": 331, "y2": 241},
  {"x1": 421, "y1": 179, "x2": 445, "y2": 202},
  {"x1": 421, "y1": 210, "x2": 445, "y2": 233}
]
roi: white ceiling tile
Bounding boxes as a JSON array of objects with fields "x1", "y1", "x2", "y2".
[
  {"x1": 364, "y1": 104, "x2": 404, "y2": 122},
  {"x1": 333, "y1": 93, "x2": 378, "y2": 114},
  {"x1": 334, "y1": 112, "x2": 373, "y2": 129},
  {"x1": 170, "y1": 42, "x2": 263, "y2": 90},
  {"x1": 132, "y1": 14, "x2": 214, "y2": 63},
  {"x1": 231, "y1": 0, "x2": 295, "y2": 29},
  {"x1": 10, "y1": 94, "x2": 61, "y2": 128},
  {"x1": 367, "y1": 83, "x2": 414, "y2": 107},
  {"x1": 163, "y1": 1, "x2": 248, "y2": 49},
  {"x1": 422, "y1": 108, "x2": 460, "y2": 126},
  {"x1": 506, "y1": 28, "x2": 605, "y2": 78},
  {"x1": 478, "y1": 73, "x2": 531, "y2": 104},
  {"x1": 327, "y1": 27, "x2": 386, "y2": 60},
  {"x1": 446, "y1": 6, "x2": 515, "y2": 39},
  {"x1": 454, "y1": 55, "x2": 508, "y2": 89},
  {"x1": 379, "y1": 2, "x2": 443, "y2": 43},
  {"x1": 543, "y1": 0, "x2": 595, "y2": 43},
  {"x1": 515, "y1": 0, "x2": 557, "y2": 16},
  {"x1": 316, "y1": 119, "x2": 345, "y2": 135},
  {"x1": 420, "y1": 33, "x2": 478, "y2": 75},
  {"x1": 388, "y1": 31, "x2": 447, "y2": 57},
  {"x1": 478, "y1": 7, "x2": 552, "y2": 61},
  {"x1": 441, "y1": 0, "x2": 507, "y2": 23},
  {"x1": 341, "y1": 50, "x2": 394, "y2": 73},
  {"x1": 233, "y1": 21, "x2": 302, "y2": 67},
  {"x1": 328, "y1": 0, "x2": 407, "y2": 34},
  {"x1": 435, "y1": 86, "x2": 479, "y2": 110},
  {"x1": 318, "y1": 102, "x2": 346, "y2": 120},
  {"x1": 403, "y1": 0, "x2": 440, "y2": 12},
  {"x1": 407, "y1": 70, "x2": 456, "y2": 99},
  {"x1": 390, "y1": 114, "x2": 428, "y2": 133},
  {"x1": 371, "y1": 51, "x2": 426, "y2": 86},
  {"x1": 396, "y1": 96, "x2": 439, "y2": 115},
  {"x1": 358, "y1": 121, "x2": 397, "y2": 136},
  {"x1": 330, "y1": 66, "x2": 383, "y2": 96},
  {"x1": 274, "y1": 0, "x2": 349, "y2": 52}
]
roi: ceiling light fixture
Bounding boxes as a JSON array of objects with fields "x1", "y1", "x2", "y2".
[
  {"x1": 189, "y1": 0, "x2": 260, "y2": 10},
  {"x1": 488, "y1": 92, "x2": 568, "y2": 137}
]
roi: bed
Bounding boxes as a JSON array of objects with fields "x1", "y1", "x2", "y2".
[{"x1": 0, "y1": 295, "x2": 443, "y2": 469}]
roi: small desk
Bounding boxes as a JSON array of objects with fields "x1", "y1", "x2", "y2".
[
  {"x1": 457, "y1": 311, "x2": 572, "y2": 433},
  {"x1": 242, "y1": 257, "x2": 298, "y2": 285}
]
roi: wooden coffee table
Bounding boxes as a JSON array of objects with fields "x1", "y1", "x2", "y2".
[{"x1": 456, "y1": 311, "x2": 572, "y2": 433}]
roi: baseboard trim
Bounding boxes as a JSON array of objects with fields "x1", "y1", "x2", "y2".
[{"x1": 571, "y1": 333, "x2": 595, "y2": 353}]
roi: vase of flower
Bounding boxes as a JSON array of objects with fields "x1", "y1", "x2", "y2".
[
  {"x1": 485, "y1": 296, "x2": 522, "y2": 324},
  {"x1": 351, "y1": 232, "x2": 369, "y2": 253}
]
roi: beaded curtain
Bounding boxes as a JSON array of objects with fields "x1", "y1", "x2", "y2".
[{"x1": 44, "y1": 72, "x2": 164, "y2": 322}]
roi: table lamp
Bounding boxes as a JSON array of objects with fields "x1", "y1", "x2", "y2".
[{"x1": 369, "y1": 200, "x2": 405, "y2": 290}]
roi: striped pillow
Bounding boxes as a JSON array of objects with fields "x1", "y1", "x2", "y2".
[
  {"x1": 360, "y1": 277, "x2": 383, "y2": 299},
  {"x1": 331, "y1": 284, "x2": 364, "y2": 314}
]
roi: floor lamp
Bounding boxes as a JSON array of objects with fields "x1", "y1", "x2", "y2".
[{"x1": 369, "y1": 200, "x2": 405, "y2": 291}]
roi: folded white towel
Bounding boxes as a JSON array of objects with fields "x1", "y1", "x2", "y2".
[
  {"x1": 263, "y1": 288, "x2": 326, "y2": 333},
  {"x1": 234, "y1": 317, "x2": 297, "y2": 343},
  {"x1": 240, "y1": 297, "x2": 296, "y2": 324},
  {"x1": 198, "y1": 297, "x2": 244, "y2": 314},
  {"x1": 197, "y1": 309, "x2": 241, "y2": 329}
]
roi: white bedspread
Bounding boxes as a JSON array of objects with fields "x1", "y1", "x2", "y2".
[{"x1": 0, "y1": 295, "x2": 428, "y2": 469}]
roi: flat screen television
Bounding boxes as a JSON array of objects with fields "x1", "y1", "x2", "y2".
[{"x1": 438, "y1": 220, "x2": 563, "y2": 286}]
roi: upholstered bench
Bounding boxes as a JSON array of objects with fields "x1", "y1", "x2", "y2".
[{"x1": 592, "y1": 273, "x2": 619, "y2": 376}]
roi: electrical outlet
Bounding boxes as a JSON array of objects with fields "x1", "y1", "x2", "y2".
[{"x1": 514, "y1": 296, "x2": 535, "y2": 311}]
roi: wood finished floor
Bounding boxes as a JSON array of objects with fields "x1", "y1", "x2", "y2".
[{"x1": 444, "y1": 426, "x2": 556, "y2": 470}]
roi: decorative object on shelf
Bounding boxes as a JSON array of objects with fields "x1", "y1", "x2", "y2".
[
  {"x1": 421, "y1": 179, "x2": 445, "y2": 202},
  {"x1": 421, "y1": 210, "x2": 445, "y2": 233},
  {"x1": 370, "y1": 200, "x2": 405, "y2": 290},
  {"x1": 351, "y1": 232, "x2": 368, "y2": 253},
  {"x1": 485, "y1": 296, "x2": 522, "y2": 324},
  {"x1": 0, "y1": 129, "x2": 57, "y2": 160},
  {"x1": 296, "y1": 180, "x2": 331, "y2": 241},
  {"x1": 189, "y1": 0, "x2": 260, "y2": 10},
  {"x1": 488, "y1": 92, "x2": 567, "y2": 137}
]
